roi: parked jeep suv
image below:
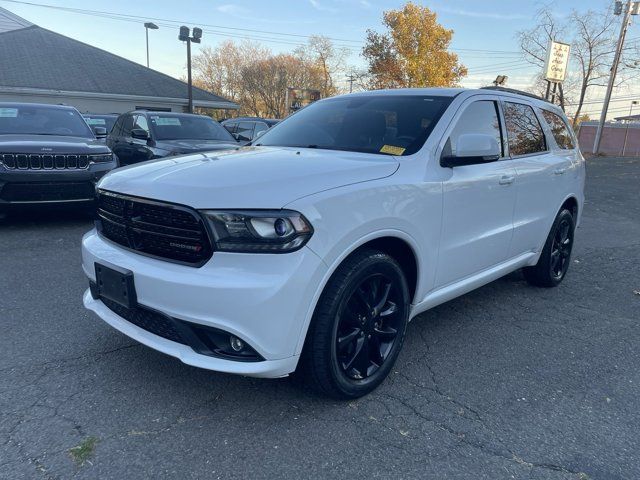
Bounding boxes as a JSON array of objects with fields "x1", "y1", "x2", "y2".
[
  {"x1": 107, "y1": 111, "x2": 238, "y2": 165},
  {"x1": 0, "y1": 103, "x2": 116, "y2": 213},
  {"x1": 82, "y1": 88, "x2": 585, "y2": 398}
]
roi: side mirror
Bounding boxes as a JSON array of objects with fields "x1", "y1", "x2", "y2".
[
  {"x1": 441, "y1": 133, "x2": 501, "y2": 168},
  {"x1": 131, "y1": 128, "x2": 149, "y2": 140},
  {"x1": 254, "y1": 130, "x2": 267, "y2": 140},
  {"x1": 92, "y1": 126, "x2": 107, "y2": 138},
  {"x1": 232, "y1": 132, "x2": 240, "y2": 141}
]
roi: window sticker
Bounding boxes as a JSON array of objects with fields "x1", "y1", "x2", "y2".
[
  {"x1": 0, "y1": 108, "x2": 18, "y2": 117},
  {"x1": 380, "y1": 144, "x2": 406, "y2": 156},
  {"x1": 85, "y1": 118, "x2": 106, "y2": 126},
  {"x1": 151, "y1": 116, "x2": 181, "y2": 126}
]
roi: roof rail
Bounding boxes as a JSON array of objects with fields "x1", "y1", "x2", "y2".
[{"x1": 480, "y1": 86, "x2": 551, "y2": 103}]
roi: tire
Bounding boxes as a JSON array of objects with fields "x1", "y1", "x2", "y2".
[
  {"x1": 299, "y1": 249, "x2": 410, "y2": 399},
  {"x1": 523, "y1": 208, "x2": 575, "y2": 288}
]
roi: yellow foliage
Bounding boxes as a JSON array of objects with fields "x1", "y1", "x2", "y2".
[{"x1": 363, "y1": 2, "x2": 467, "y2": 89}]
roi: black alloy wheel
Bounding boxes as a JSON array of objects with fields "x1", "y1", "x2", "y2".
[
  {"x1": 550, "y1": 217, "x2": 573, "y2": 279},
  {"x1": 299, "y1": 249, "x2": 410, "y2": 399},
  {"x1": 523, "y1": 208, "x2": 575, "y2": 287},
  {"x1": 335, "y1": 273, "x2": 402, "y2": 380}
]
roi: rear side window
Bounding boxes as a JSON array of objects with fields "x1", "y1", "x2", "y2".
[
  {"x1": 446, "y1": 100, "x2": 503, "y2": 157},
  {"x1": 503, "y1": 102, "x2": 546, "y2": 156},
  {"x1": 541, "y1": 110, "x2": 575, "y2": 149}
]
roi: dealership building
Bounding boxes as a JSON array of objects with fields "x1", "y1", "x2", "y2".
[{"x1": 0, "y1": 7, "x2": 238, "y2": 114}]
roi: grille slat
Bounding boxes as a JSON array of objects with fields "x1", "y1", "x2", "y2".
[
  {"x1": 29, "y1": 154, "x2": 42, "y2": 169},
  {"x1": 96, "y1": 190, "x2": 212, "y2": 266},
  {"x1": 101, "y1": 297, "x2": 185, "y2": 345},
  {"x1": 0, "y1": 153, "x2": 105, "y2": 170}
]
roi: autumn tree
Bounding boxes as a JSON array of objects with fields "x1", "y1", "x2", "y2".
[
  {"x1": 519, "y1": 6, "x2": 640, "y2": 127},
  {"x1": 362, "y1": 2, "x2": 467, "y2": 89}
]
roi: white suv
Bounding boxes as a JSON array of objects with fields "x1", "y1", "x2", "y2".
[{"x1": 82, "y1": 88, "x2": 585, "y2": 399}]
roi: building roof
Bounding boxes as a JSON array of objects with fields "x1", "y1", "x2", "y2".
[
  {"x1": 614, "y1": 113, "x2": 640, "y2": 122},
  {"x1": 0, "y1": 6, "x2": 31, "y2": 33},
  {"x1": 0, "y1": 7, "x2": 238, "y2": 110}
]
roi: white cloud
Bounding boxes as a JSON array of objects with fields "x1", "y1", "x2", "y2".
[
  {"x1": 308, "y1": 0, "x2": 338, "y2": 13},
  {"x1": 216, "y1": 4, "x2": 250, "y2": 16},
  {"x1": 359, "y1": 0, "x2": 371, "y2": 8},
  {"x1": 436, "y1": 6, "x2": 527, "y2": 20}
]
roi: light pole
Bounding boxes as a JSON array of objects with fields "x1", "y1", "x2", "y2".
[
  {"x1": 144, "y1": 22, "x2": 158, "y2": 68},
  {"x1": 622, "y1": 100, "x2": 639, "y2": 156},
  {"x1": 179, "y1": 26, "x2": 202, "y2": 113}
]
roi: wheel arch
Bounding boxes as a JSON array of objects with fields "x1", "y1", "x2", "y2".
[
  {"x1": 560, "y1": 195, "x2": 579, "y2": 219},
  {"x1": 293, "y1": 230, "x2": 422, "y2": 357}
]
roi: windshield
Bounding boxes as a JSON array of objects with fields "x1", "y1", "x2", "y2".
[
  {"x1": 0, "y1": 105, "x2": 94, "y2": 137},
  {"x1": 84, "y1": 115, "x2": 116, "y2": 132},
  {"x1": 256, "y1": 95, "x2": 452, "y2": 156},
  {"x1": 149, "y1": 115, "x2": 236, "y2": 142}
]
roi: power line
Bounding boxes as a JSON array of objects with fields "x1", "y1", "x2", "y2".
[{"x1": 0, "y1": 0, "x2": 527, "y2": 56}]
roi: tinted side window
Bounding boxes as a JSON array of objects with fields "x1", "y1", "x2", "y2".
[
  {"x1": 224, "y1": 122, "x2": 237, "y2": 134},
  {"x1": 134, "y1": 114, "x2": 149, "y2": 133},
  {"x1": 236, "y1": 122, "x2": 255, "y2": 142},
  {"x1": 503, "y1": 102, "x2": 546, "y2": 156},
  {"x1": 121, "y1": 115, "x2": 134, "y2": 137},
  {"x1": 541, "y1": 110, "x2": 574, "y2": 149},
  {"x1": 447, "y1": 101, "x2": 503, "y2": 157},
  {"x1": 111, "y1": 117, "x2": 123, "y2": 136},
  {"x1": 253, "y1": 122, "x2": 269, "y2": 139}
]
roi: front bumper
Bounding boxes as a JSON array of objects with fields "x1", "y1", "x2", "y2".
[
  {"x1": 81, "y1": 229, "x2": 328, "y2": 378},
  {"x1": 0, "y1": 162, "x2": 114, "y2": 206}
]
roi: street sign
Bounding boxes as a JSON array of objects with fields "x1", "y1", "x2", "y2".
[
  {"x1": 286, "y1": 88, "x2": 321, "y2": 113},
  {"x1": 544, "y1": 40, "x2": 571, "y2": 83}
]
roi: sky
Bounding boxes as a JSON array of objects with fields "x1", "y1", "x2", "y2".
[{"x1": 1, "y1": 0, "x2": 639, "y2": 119}]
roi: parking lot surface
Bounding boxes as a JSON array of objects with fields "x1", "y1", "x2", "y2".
[{"x1": 1, "y1": 156, "x2": 639, "y2": 480}]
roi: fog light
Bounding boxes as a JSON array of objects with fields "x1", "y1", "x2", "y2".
[{"x1": 229, "y1": 336, "x2": 244, "y2": 352}]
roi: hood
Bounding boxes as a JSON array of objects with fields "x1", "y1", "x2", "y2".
[
  {"x1": 98, "y1": 146, "x2": 399, "y2": 209},
  {"x1": 0, "y1": 134, "x2": 109, "y2": 154},
  {"x1": 156, "y1": 139, "x2": 239, "y2": 153}
]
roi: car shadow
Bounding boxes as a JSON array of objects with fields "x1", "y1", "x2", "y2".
[{"x1": 1, "y1": 206, "x2": 94, "y2": 228}]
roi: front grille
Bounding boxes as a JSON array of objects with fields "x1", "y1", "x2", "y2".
[
  {"x1": 96, "y1": 190, "x2": 213, "y2": 266},
  {"x1": 0, "y1": 181, "x2": 95, "y2": 202},
  {"x1": 100, "y1": 297, "x2": 186, "y2": 345},
  {"x1": 1, "y1": 153, "x2": 106, "y2": 170}
]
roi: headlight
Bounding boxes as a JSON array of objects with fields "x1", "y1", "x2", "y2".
[
  {"x1": 201, "y1": 210, "x2": 313, "y2": 253},
  {"x1": 92, "y1": 153, "x2": 115, "y2": 163}
]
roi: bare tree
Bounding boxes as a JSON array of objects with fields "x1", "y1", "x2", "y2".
[
  {"x1": 192, "y1": 37, "x2": 342, "y2": 118},
  {"x1": 295, "y1": 35, "x2": 349, "y2": 97},
  {"x1": 519, "y1": 5, "x2": 638, "y2": 127}
]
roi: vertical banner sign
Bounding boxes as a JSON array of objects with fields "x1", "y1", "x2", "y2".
[{"x1": 544, "y1": 41, "x2": 571, "y2": 83}]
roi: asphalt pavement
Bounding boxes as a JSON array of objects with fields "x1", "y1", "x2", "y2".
[{"x1": 1, "y1": 156, "x2": 639, "y2": 480}]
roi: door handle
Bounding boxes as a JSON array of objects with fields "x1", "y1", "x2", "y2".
[
  {"x1": 554, "y1": 168, "x2": 567, "y2": 175},
  {"x1": 499, "y1": 175, "x2": 515, "y2": 185}
]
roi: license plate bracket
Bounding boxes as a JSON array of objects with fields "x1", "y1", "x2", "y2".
[{"x1": 95, "y1": 262, "x2": 137, "y2": 309}]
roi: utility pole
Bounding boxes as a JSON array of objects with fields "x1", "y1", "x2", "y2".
[
  {"x1": 179, "y1": 26, "x2": 202, "y2": 113},
  {"x1": 346, "y1": 73, "x2": 355, "y2": 93},
  {"x1": 592, "y1": 0, "x2": 634, "y2": 154}
]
